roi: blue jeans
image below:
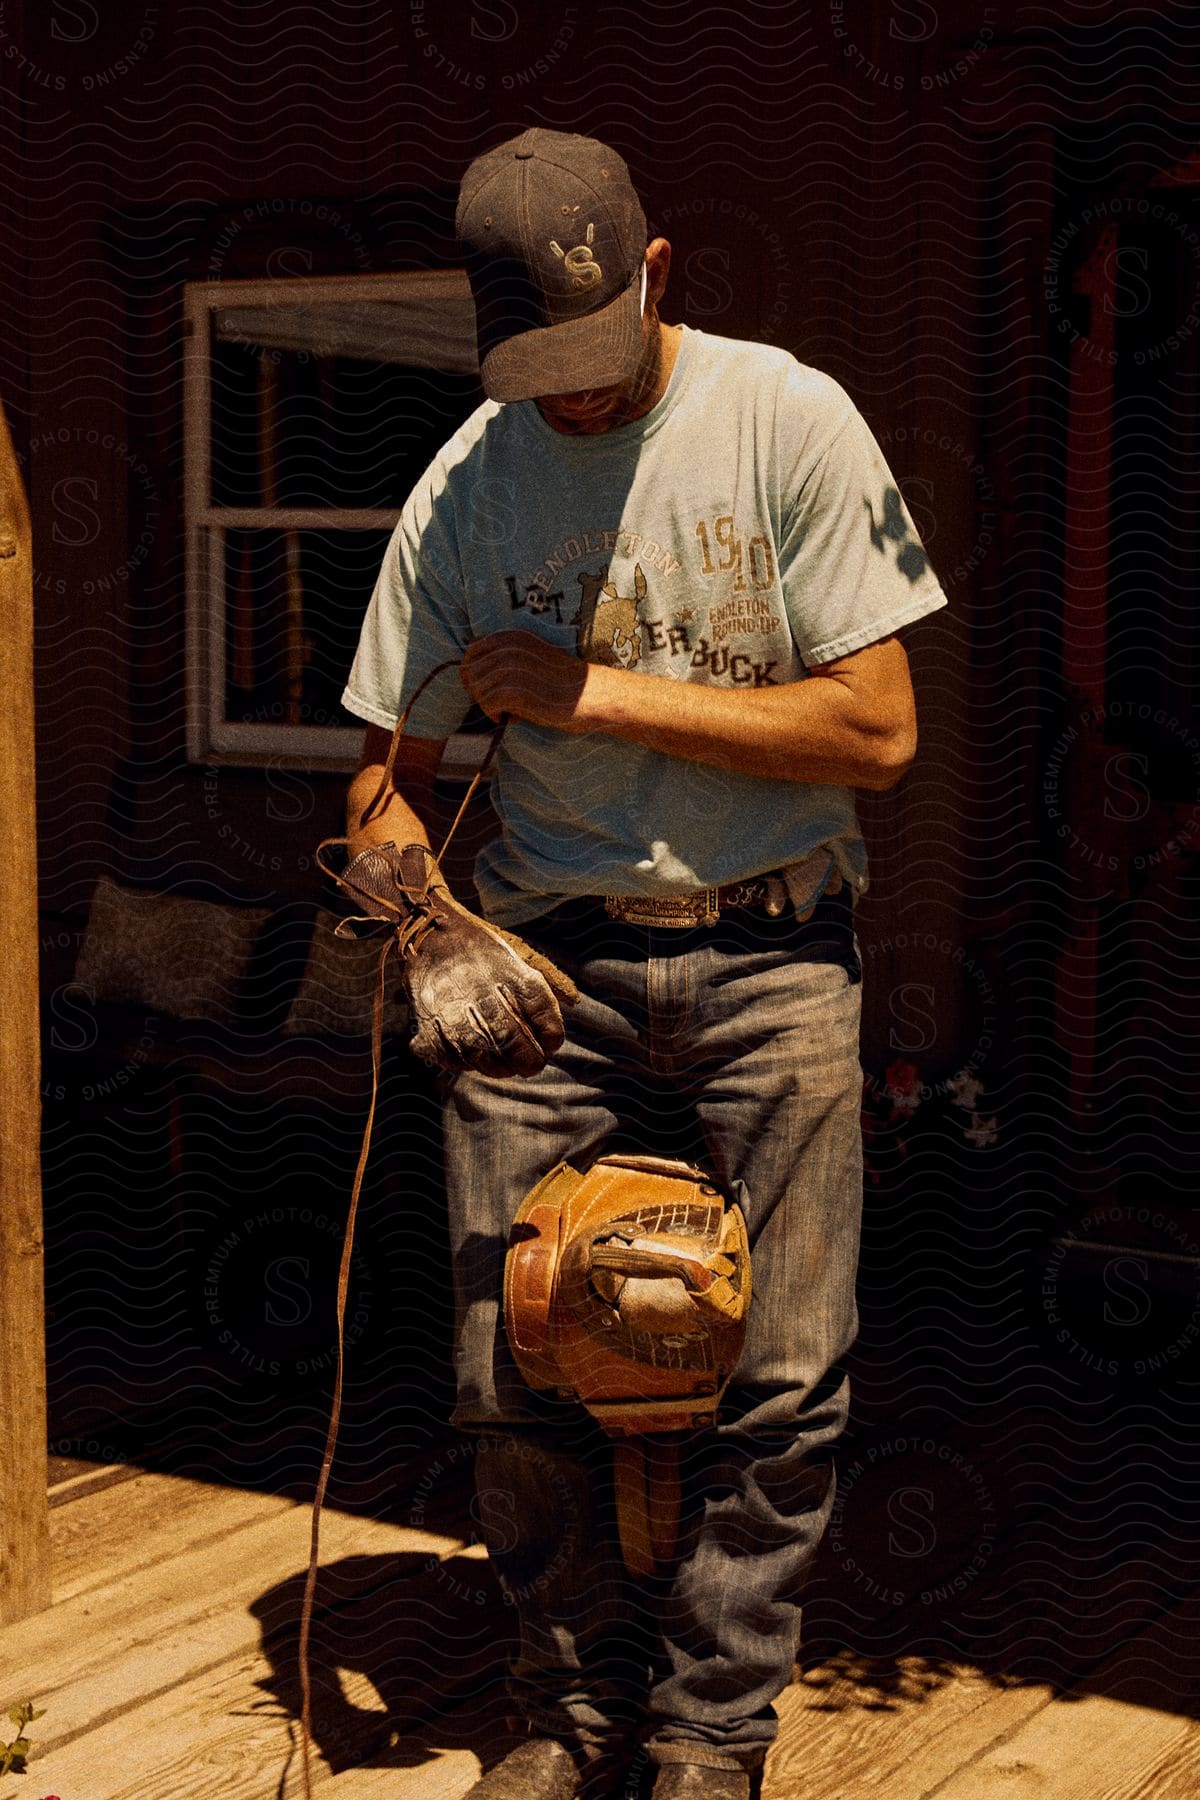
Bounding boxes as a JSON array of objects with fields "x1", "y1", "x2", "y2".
[{"x1": 441, "y1": 889, "x2": 864, "y2": 1775}]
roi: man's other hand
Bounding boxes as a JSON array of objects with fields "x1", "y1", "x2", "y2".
[{"x1": 460, "y1": 630, "x2": 594, "y2": 731}]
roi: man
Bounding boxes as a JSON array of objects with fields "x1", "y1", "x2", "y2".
[{"x1": 340, "y1": 128, "x2": 947, "y2": 1799}]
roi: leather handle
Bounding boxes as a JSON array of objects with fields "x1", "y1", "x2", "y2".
[{"x1": 590, "y1": 1243, "x2": 715, "y2": 1292}]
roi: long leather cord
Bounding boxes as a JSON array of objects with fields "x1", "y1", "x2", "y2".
[{"x1": 297, "y1": 668, "x2": 505, "y2": 1798}]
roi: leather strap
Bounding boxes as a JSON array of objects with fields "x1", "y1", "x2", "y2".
[
  {"x1": 298, "y1": 667, "x2": 504, "y2": 1798},
  {"x1": 296, "y1": 936, "x2": 387, "y2": 1799},
  {"x1": 612, "y1": 1437, "x2": 681, "y2": 1577}
]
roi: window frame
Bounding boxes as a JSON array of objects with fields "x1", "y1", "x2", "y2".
[{"x1": 183, "y1": 269, "x2": 481, "y2": 773}]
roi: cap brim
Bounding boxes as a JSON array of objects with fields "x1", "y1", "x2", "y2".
[{"x1": 478, "y1": 265, "x2": 644, "y2": 403}]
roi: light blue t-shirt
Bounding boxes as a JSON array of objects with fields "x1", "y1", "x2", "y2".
[{"x1": 343, "y1": 326, "x2": 948, "y2": 927}]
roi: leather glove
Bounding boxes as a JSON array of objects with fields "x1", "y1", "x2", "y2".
[{"x1": 337, "y1": 841, "x2": 579, "y2": 1079}]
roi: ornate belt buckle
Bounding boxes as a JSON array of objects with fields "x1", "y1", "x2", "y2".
[
  {"x1": 721, "y1": 881, "x2": 763, "y2": 909},
  {"x1": 604, "y1": 889, "x2": 721, "y2": 928}
]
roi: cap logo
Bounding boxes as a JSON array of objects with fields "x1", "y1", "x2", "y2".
[{"x1": 549, "y1": 221, "x2": 603, "y2": 290}]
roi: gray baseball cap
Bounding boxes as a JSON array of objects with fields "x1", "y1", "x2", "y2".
[{"x1": 456, "y1": 127, "x2": 649, "y2": 403}]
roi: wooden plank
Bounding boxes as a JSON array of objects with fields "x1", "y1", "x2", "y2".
[
  {"x1": 924, "y1": 1589, "x2": 1200, "y2": 1798},
  {"x1": 762, "y1": 1584, "x2": 1200, "y2": 1799},
  {"x1": 188, "y1": 269, "x2": 471, "y2": 308},
  {"x1": 0, "y1": 1496, "x2": 468, "y2": 1717},
  {"x1": 183, "y1": 275, "x2": 213, "y2": 761},
  {"x1": 0, "y1": 393, "x2": 50, "y2": 1626},
  {"x1": 8, "y1": 1418, "x2": 1195, "y2": 1799},
  {"x1": 201, "y1": 507, "x2": 402, "y2": 528},
  {"x1": 768, "y1": 1505, "x2": 1200, "y2": 1800},
  {"x1": 333, "y1": 1689, "x2": 522, "y2": 1800},
  {"x1": 0, "y1": 1455, "x2": 501, "y2": 1794},
  {"x1": 931, "y1": 1702, "x2": 1200, "y2": 1800},
  {"x1": 0, "y1": 1518, "x2": 508, "y2": 1800},
  {"x1": 19, "y1": 1592, "x2": 1196, "y2": 1800},
  {"x1": 0, "y1": 1455, "x2": 515, "y2": 1799},
  {"x1": 9, "y1": 1590, "x2": 1192, "y2": 1800},
  {"x1": 48, "y1": 1473, "x2": 298, "y2": 1603},
  {"x1": 0, "y1": 1633, "x2": 515, "y2": 1800},
  {"x1": 1, "y1": 1456, "x2": 1194, "y2": 1800},
  {"x1": 766, "y1": 1653, "x2": 1056, "y2": 1799},
  {"x1": 48, "y1": 1462, "x2": 141, "y2": 1509},
  {"x1": 763, "y1": 1402, "x2": 1200, "y2": 1797},
  {"x1": 47, "y1": 1442, "x2": 476, "y2": 1601}
]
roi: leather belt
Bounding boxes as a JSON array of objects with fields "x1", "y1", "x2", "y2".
[
  {"x1": 603, "y1": 873, "x2": 787, "y2": 929},
  {"x1": 600, "y1": 847, "x2": 846, "y2": 930}
]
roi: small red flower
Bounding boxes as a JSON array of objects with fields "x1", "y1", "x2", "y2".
[{"x1": 884, "y1": 1056, "x2": 921, "y2": 1099}]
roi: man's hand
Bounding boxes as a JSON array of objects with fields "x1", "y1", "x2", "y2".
[
  {"x1": 338, "y1": 841, "x2": 579, "y2": 1079},
  {"x1": 460, "y1": 630, "x2": 596, "y2": 731}
]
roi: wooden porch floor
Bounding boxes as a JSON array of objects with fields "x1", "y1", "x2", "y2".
[{"x1": 1, "y1": 1453, "x2": 1197, "y2": 1800}]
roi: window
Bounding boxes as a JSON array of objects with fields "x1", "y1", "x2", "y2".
[{"x1": 183, "y1": 271, "x2": 483, "y2": 770}]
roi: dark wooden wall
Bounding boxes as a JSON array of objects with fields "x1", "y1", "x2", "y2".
[
  {"x1": 5, "y1": 0, "x2": 1198, "y2": 1125},
  {"x1": 6, "y1": 2, "x2": 1200, "y2": 1461},
  {"x1": 0, "y1": 0, "x2": 1029, "y2": 1082}
]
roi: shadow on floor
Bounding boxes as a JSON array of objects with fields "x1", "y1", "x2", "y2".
[{"x1": 248, "y1": 1397, "x2": 1200, "y2": 1796}]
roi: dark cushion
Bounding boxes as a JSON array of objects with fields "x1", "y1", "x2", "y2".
[
  {"x1": 281, "y1": 908, "x2": 409, "y2": 1039},
  {"x1": 73, "y1": 876, "x2": 270, "y2": 1025}
]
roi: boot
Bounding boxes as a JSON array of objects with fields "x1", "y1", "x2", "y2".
[
  {"x1": 651, "y1": 1764, "x2": 760, "y2": 1798},
  {"x1": 462, "y1": 1736, "x2": 583, "y2": 1799}
]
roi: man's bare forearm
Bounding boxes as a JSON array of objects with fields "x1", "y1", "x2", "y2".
[
  {"x1": 578, "y1": 661, "x2": 913, "y2": 789},
  {"x1": 459, "y1": 629, "x2": 917, "y2": 789},
  {"x1": 345, "y1": 765, "x2": 434, "y2": 860},
  {"x1": 344, "y1": 730, "x2": 447, "y2": 861}
]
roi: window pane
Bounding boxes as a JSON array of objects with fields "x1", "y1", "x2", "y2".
[
  {"x1": 210, "y1": 333, "x2": 482, "y2": 509},
  {"x1": 222, "y1": 527, "x2": 393, "y2": 726}
]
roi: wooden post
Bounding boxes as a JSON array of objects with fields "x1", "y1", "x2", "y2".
[{"x1": 0, "y1": 394, "x2": 51, "y2": 1624}]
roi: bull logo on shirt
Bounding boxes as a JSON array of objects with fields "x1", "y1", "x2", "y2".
[{"x1": 573, "y1": 562, "x2": 647, "y2": 668}]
